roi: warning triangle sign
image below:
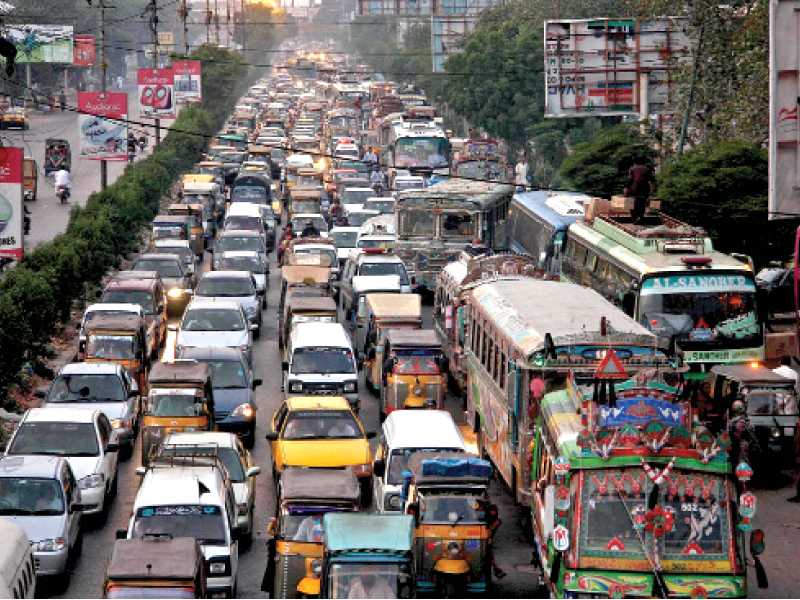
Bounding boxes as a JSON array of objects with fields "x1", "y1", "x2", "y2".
[{"x1": 595, "y1": 349, "x2": 628, "y2": 380}]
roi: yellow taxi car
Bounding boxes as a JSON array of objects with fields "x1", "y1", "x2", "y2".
[
  {"x1": 266, "y1": 396, "x2": 375, "y2": 503},
  {"x1": 1, "y1": 107, "x2": 29, "y2": 130}
]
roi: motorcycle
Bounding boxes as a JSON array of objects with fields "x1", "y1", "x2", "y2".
[
  {"x1": 138, "y1": 136, "x2": 148, "y2": 152},
  {"x1": 56, "y1": 184, "x2": 70, "y2": 204}
]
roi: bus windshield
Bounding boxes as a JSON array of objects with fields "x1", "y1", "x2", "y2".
[
  {"x1": 395, "y1": 137, "x2": 449, "y2": 168},
  {"x1": 638, "y1": 275, "x2": 760, "y2": 346},
  {"x1": 579, "y1": 468, "x2": 731, "y2": 564}
]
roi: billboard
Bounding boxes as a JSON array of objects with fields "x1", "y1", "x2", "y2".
[
  {"x1": 78, "y1": 92, "x2": 128, "y2": 162},
  {"x1": 138, "y1": 68, "x2": 175, "y2": 119},
  {"x1": 0, "y1": 148, "x2": 24, "y2": 260},
  {"x1": 7, "y1": 25, "x2": 73, "y2": 64},
  {"x1": 769, "y1": 0, "x2": 800, "y2": 219},
  {"x1": 157, "y1": 31, "x2": 175, "y2": 52},
  {"x1": 73, "y1": 35, "x2": 95, "y2": 67},
  {"x1": 172, "y1": 61, "x2": 202, "y2": 104},
  {"x1": 544, "y1": 18, "x2": 693, "y2": 118}
]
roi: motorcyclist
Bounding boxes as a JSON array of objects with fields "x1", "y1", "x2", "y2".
[
  {"x1": 370, "y1": 169, "x2": 385, "y2": 194},
  {"x1": 362, "y1": 148, "x2": 378, "y2": 172},
  {"x1": 127, "y1": 132, "x2": 137, "y2": 164},
  {"x1": 54, "y1": 168, "x2": 71, "y2": 200},
  {"x1": 300, "y1": 220, "x2": 320, "y2": 238},
  {"x1": 23, "y1": 205, "x2": 30, "y2": 235}
]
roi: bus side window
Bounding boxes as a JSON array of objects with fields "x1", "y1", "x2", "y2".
[{"x1": 499, "y1": 351, "x2": 507, "y2": 389}]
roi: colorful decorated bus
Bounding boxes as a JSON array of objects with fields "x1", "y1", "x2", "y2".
[{"x1": 562, "y1": 208, "x2": 764, "y2": 373}]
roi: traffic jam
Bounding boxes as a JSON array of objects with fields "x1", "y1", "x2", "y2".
[{"x1": 0, "y1": 43, "x2": 789, "y2": 600}]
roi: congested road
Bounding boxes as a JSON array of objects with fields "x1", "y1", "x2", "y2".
[{"x1": 37, "y1": 248, "x2": 541, "y2": 599}]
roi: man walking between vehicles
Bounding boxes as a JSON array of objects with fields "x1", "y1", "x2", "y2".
[{"x1": 625, "y1": 161, "x2": 653, "y2": 224}]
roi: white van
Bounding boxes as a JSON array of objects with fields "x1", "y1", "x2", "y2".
[
  {"x1": 223, "y1": 202, "x2": 266, "y2": 242},
  {"x1": 0, "y1": 519, "x2": 36, "y2": 599},
  {"x1": 373, "y1": 410, "x2": 467, "y2": 512},
  {"x1": 283, "y1": 322, "x2": 360, "y2": 411}
]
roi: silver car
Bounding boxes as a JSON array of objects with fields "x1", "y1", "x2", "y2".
[
  {"x1": 172, "y1": 299, "x2": 254, "y2": 366},
  {"x1": 216, "y1": 250, "x2": 268, "y2": 304},
  {"x1": 193, "y1": 271, "x2": 262, "y2": 336}
]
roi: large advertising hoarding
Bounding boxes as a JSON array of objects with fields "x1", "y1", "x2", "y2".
[
  {"x1": 73, "y1": 34, "x2": 95, "y2": 67},
  {"x1": 173, "y1": 61, "x2": 202, "y2": 104},
  {"x1": 7, "y1": 26, "x2": 74, "y2": 64},
  {"x1": 769, "y1": 0, "x2": 800, "y2": 219},
  {"x1": 138, "y1": 68, "x2": 175, "y2": 119},
  {"x1": 0, "y1": 148, "x2": 24, "y2": 260},
  {"x1": 544, "y1": 18, "x2": 692, "y2": 118},
  {"x1": 78, "y1": 92, "x2": 128, "y2": 161}
]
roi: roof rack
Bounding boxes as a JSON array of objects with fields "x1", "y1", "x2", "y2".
[
  {"x1": 592, "y1": 212, "x2": 710, "y2": 255},
  {"x1": 148, "y1": 443, "x2": 224, "y2": 471}
]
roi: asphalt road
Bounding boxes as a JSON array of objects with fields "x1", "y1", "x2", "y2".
[{"x1": 3, "y1": 86, "x2": 165, "y2": 252}]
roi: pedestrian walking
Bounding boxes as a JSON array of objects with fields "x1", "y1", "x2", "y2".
[
  {"x1": 624, "y1": 160, "x2": 654, "y2": 224},
  {"x1": 515, "y1": 156, "x2": 529, "y2": 190}
]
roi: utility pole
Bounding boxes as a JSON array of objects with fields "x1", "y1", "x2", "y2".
[
  {"x1": 180, "y1": 0, "x2": 189, "y2": 56},
  {"x1": 206, "y1": 0, "x2": 211, "y2": 43},
  {"x1": 214, "y1": 0, "x2": 220, "y2": 45},
  {"x1": 240, "y1": 0, "x2": 245, "y2": 58},
  {"x1": 99, "y1": 0, "x2": 108, "y2": 189},
  {"x1": 149, "y1": 0, "x2": 161, "y2": 146},
  {"x1": 226, "y1": 0, "x2": 231, "y2": 48}
]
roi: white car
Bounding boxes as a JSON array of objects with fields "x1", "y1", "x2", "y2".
[
  {"x1": 5, "y1": 407, "x2": 120, "y2": 517},
  {"x1": 329, "y1": 226, "x2": 360, "y2": 268},
  {"x1": 172, "y1": 300, "x2": 254, "y2": 367}
]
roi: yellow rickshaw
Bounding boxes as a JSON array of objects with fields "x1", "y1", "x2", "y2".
[
  {"x1": 278, "y1": 265, "x2": 333, "y2": 318},
  {"x1": 141, "y1": 361, "x2": 215, "y2": 464},
  {"x1": 360, "y1": 293, "x2": 422, "y2": 394},
  {"x1": 167, "y1": 203, "x2": 205, "y2": 254},
  {"x1": 288, "y1": 187, "x2": 323, "y2": 219},
  {"x1": 380, "y1": 329, "x2": 447, "y2": 420},
  {"x1": 83, "y1": 314, "x2": 151, "y2": 395},
  {"x1": 263, "y1": 467, "x2": 361, "y2": 598},
  {"x1": 404, "y1": 453, "x2": 495, "y2": 597}
]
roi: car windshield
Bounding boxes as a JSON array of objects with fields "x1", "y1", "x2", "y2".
[
  {"x1": 746, "y1": 390, "x2": 798, "y2": 416},
  {"x1": 134, "y1": 259, "x2": 183, "y2": 279},
  {"x1": 292, "y1": 200, "x2": 320, "y2": 214},
  {"x1": 394, "y1": 179, "x2": 425, "y2": 191},
  {"x1": 196, "y1": 278, "x2": 255, "y2": 298},
  {"x1": 231, "y1": 187, "x2": 268, "y2": 203},
  {"x1": 282, "y1": 409, "x2": 361, "y2": 440},
  {"x1": 101, "y1": 291, "x2": 155, "y2": 314},
  {"x1": 330, "y1": 230, "x2": 358, "y2": 248},
  {"x1": 420, "y1": 492, "x2": 484, "y2": 524},
  {"x1": 441, "y1": 212, "x2": 477, "y2": 239},
  {"x1": 0, "y1": 477, "x2": 65, "y2": 516},
  {"x1": 395, "y1": 137, "x2": 448, "y2": 168},
  {"x1": 219, "y1": 256, "x2": 263, "y2": 273},
  {"x1": 358, "y1": 238, "x2": 394, "y2": 250},
  {"x1": 340, "y1": 161, "x2": 368, "y2": 174},
  {"x1": 159, "y1": 447, "x2": 245, "y2": 482},
  {"x1": 85, "y1": 309, "x2": 139, "y2": 324},
  {"x1": 292, "y1": 347, "x2": 354, "y2": 375},
  {"x1": 398, "y1": 208, "x2": 435, "y2": 237},
  {"x1": 347, "y1": 211, "x2": 377, "y2": 227},
  {"x1": 366, "y1": 201, "x2": 394, "y2": 214},
  {"x1": 145, "y1": 393, "x2": 203, "y2": 417},
  {"x1": 224, "y1": 216, "x2": 263, "y2": 233},
  {"x1": 8, "y1": 422, "x2": 99, "y2": 457},
  {"x1": 387, "y1": 448, "x2": 461, "y2": 485},
  {"x1": 209, "y1": 360, "x2": 248, "y2": 389},
  {"x1": 218, "y1": 236, "x2": 263, "y2": 254},
  {"x1": 152, "y1": 226, "x2": 184, "y2": 240},
  {"x1": 393, "y1": 355, "x2": 440, "y2": 375},
  {"x1": 86, "y1": 334, "x2": 136, "y2": 360},
  {"x1": 132, "y1": 505, "x2": 227, "y2": 545},
  {"x1": 328, "y1": 562, "x2": 412, "y2": 600},
  {"x1": 182, "y1": 308, "x2": 246, "y2": 331},
  {"x1": 359, "y1": 263, "x2": 408, "y2": 285},
  {"x1": 292, "y1": 217, "x2": 328, "y2": 232},
  {"x1": 151, "y1": 246, "x2": 193, "y2": 264},
  {"x1": 343, "y1": 190, "x2": 373, "y2": 205},
  {"x1": 47, "y1": 373, "x2": 126, "y2": 403}
]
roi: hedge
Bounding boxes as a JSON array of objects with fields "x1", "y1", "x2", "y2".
[{"x1": 0, "y1": 45, "x2": 249, "y2": 409}]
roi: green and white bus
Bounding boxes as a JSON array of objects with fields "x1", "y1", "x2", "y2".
[{"x1": 562, "y1": 211, "x2": 763, "y2": 371}]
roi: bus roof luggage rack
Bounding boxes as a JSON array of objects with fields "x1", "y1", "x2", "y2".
[{"x1": 592, "y1": 211, "x2": 711, "y2": 255}]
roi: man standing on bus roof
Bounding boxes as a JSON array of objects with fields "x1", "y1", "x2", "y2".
[{"x1": 625, "y1": 160, "x2": 654, "y2": 224}]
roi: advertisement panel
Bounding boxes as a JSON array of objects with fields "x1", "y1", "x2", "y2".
[
  {"x1": 768, "y1": 0, "x2": 800, "y2": 219},
  {"x1": 0, "y1": 148, "x2": 24, "y2": 260},
  {"x1": 78, "y1": 92, "x2": 128, "y2": 161},
  {"x1": 73, "y1": 34, "x2": 95, "y2": 67},
  {"x1": 544, "y1": 18, "x2": 693, "y2": 118},
  {"x1": 172, "y1": 61, "x2": 202, "y2": 104},
  {"x1": 137, "y1": 68, "x2": 175, "y2": 119},
  {"x1": 7, "y1": 25, "x2": 73, "y2": 64}
]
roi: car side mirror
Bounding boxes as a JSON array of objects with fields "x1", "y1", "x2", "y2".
[
  {"x1": 168, "y1": 323, "x2": 178, "y2": 332},
  {"x1": 366, "y1": 430, "x2": 377, "y2": 440},
  {"x1": 267, "y1": 517, "x2": 278, "y2": 537},
  {"x1": 75, "y1": 323, "x2": 81, "y2": 330},
  {"x1": 70, "y1": 503, "x2": 84, "y2": 514},
  {"x1": 106, "y1": 442, "x2": 120, "y2": 453},
  {"x1": 281, "y1": 361, "x2": 288, "y2": 371},
  {"x1": 34, "y1": 389, "x2": 47, "y2": 399},
  {"x1": 246, "y1": 466, "x2": 262, "y2": 477},
  {"x1": 128, "y1": 389, "x2": 139, "y2": 398},
  {"x1": 265, "y1": 431, "x2": 279, "y2": 441},
  {"x1": 373, "y1": 458, "x2": 385, "y2": 478},
  {"x1": 252, "y1": 378, "x2": 263, "y2": 388},
  {"x1": 135, "y1": 466, "x2": 146, "y2": 476}
]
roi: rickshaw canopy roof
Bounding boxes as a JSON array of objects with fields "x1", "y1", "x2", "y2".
[
  {"x1": 406, "y1": 452, "x2": 492, "y2": 487},
  {"x1": 366, "y1": 293, "x2": 421, "y2": 319},
  {"x1": 287, "y1": 237, "x2": 334, "y2": 251},
  {"x1": 149, "y1": 360, "x2": 211, "y2": 386},
  {"x1": 282, "y1": 266, "x2": 331, "y2": 284},
  {"x1": 708, "y1": 364, "x2": 797, "y2": 389},
  {"x1": 153, "y1": 215, "x2": 191, "y2": 226},
  {"x1": 281, "y1": 467, "x2": 360, "y2": 503},
  {"x1": 86, "y1": 314, "x2": 145, "y2": 335},
  {"x1": 290, "y1": 187, "x2": 323, "y2": 200},
  {"x1": 288, "y1": 295, "x2": 338, "y2": 314},
  {"x1": 106, "y1": 537, "x2": 202, "y2": 582},
  {"x1": 168, "y1": 203, "x2": 203, "y2": 216},
  {"x1": 324, "y1": 513, "x2": 414, "y2": 553},
  {"x1": 352, "y1": 275, "x2": 401, "y2": 295},
  {"x1": 386, "y1": 328, "x2": 440, "y2": 350}
]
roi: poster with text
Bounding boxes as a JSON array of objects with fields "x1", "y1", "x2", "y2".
[
  {"x1": 0, "y1": 148, "x2": 24, "y2": 260},
  {"x1": 73, "y1": 35, "x2": 95, "y2": 67},
  {"x1": 173, "y1": 61, "x2": 202, "y2": 104},
  {"x1": 137, "y1": 68, "x2": 175, "y2": 118},
  {"x1": 78, "y1": 92, "x2": 128, "y2": 161},
  {"x1": 7, "y1": 25, "x2": 73, "y2": 64}
]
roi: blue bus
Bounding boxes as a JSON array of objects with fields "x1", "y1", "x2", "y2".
[{"x1": 506, "y1": 191, "x2": 588, "y2": 273}]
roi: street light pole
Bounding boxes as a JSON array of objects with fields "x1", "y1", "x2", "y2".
[
  {"x1": 99, "y1": 0, "x2": 108, "y2": 189},
  {"x1": 150, "y1": 0, "x2": 161, "y2": 147}
]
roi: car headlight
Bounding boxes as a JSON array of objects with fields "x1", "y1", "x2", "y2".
[
  {"x1": 245, "y1": 305, "x2": 258, "y2": 316},
  {"x1": 447, "y1": 541, "x2": 461, "y2": 556},
  {"x1": 387, "y1": 495, "x2": 404, "y2": 510},
  {"x1": 168, "y1": 288, "x2": 184, "y2": 299},
  {"x1": 111, "y1": 418, "x2": 130, "y2": 430},
  {"x1": 35, "y1": 538, "x2": 66, "y2": 552},
  {"x1": 289, "y1": 381, "x2": 303, "y2": 393},
  {"x1": 349, "y1": 463, "x2": 373, "y2": 476},
  {"x1": 231, "y1": 403, "x2": 255, "y2": 419},
  {"x1": 237, "y1": 503, "x2": 249, "y2": 516},
  {"x1": 412, "y1": 385, "x2": 423, "y2": 395},
  {"x1": 207, "y1": 559, "x2": 230, "y2": 575},
  {"x1": 146, "y1": 426, "x2": 163, "y2": 439},
  {"x1": 310, "y1": 559, "x2": 323, "y2": 575},
  {"x1": 238, "y1": 345, "x2": 251, "y2": 355},
  {"x1": 78, "y1": 473, "x2": 105, "y2": 490},
  {"x1": 771, "y1": 427, "x2": 781, "y2": 438},
  {"x1": 343, "y1": 382, "x2": 357, "y2": 393}
]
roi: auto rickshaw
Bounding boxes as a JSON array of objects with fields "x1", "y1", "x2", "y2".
[
  {"x1": 403, "y1": 453, "x2": 494, "y2": 597},
  {"x1": 289, "y1": 187, "x2": 323, "y2": 219},
  {"x1": 151, "y1": 214, "x2": 198, "y2": 258},
  {"x1": 231, "y1": 172, "x2": 272, "y2": 207},
  {"x1": 23, "y1": 156, "x2": 37, "y2": 201},
  {"x1": 104, "y1": 537, "x2": 207, "y2": 599},
  {"x1": 320, "y1": 513, "x2": 415, "y2": 599},
  {"x1": 282, "y1": 163, "x2": 305, "y2": 208},
  {"x1": 182, "y1": 177, "x2": 222, "y2": 234},
  {"x1": 279, "y1": 293, "x2": 338, "y2": 351},
  {"x1": 278, "y1": 265, "x2": 333, "y2": 317},
  {"x1": 44, "y1": 138, "x2": 71, "y2": 174},
  {"x1": 263, "y1": 468, "x2": 361, "y2": 599},
  {"x1": 705, "y1": 364, "x2": 800, "y2": 476},
  {"x1": 360, "y1": 293, "x2": 423, "y2": 393},
  {"x1": 83, "y1": 314, "x2": 151, "y2": 394},
  {"x1": 194, "y1": 161, "x2": 225, "y2": 190},
  {"x1": 141, "y1": 360, "x2": 215, "y2": 464},
  {"x1": 380, "y1": 329, "x2": 447, "y2": 419},
  {"x1": 167, "y1": 203, "x2": 205, "y2": 254}
]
